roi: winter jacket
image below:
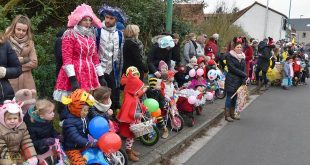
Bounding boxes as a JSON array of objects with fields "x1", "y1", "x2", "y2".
[
  {"x1": 283, "y1": 62, "x2": 291, "y2": 78},
  {"x1": 205, "y1": 39, "x2": 218, "y2": 60},
  {"x1": 293, "y1": 60, "x2": 301, "y2": 72},
  {"x1": 122, "y1": 38, "x2": 148, "y2": 80},
  {"x1": 225, "y1": 53, "x2": 246, "y2": 93},
  {"x1": 183, "y1": 40, "x2": 197, "y2": 64},
  {"x1": 8, "y1": 39, "x2": 37, "y2": 92},
  {"x1": 0, "y1": 102, "x2": 36, "y2": 164},
  {"x1": 257, "y1": 41, "x2": 274, "y2": 72},
  {"x1": 88, "y1": 106, "x2": 109, "y2": 121},
  {"x1": 0, "y1": 41, "x2": 22, "y2": 104},
  {"x1": 62, "y1": 110, "x2": 89, "y2": 151},
  {"x1": 24, "y1": 107, "x2": 58, "y2": 154},
  {"x1": 146, "y1": 88, "x2": 166, "y2": 110},
  {"x1": 196, "y1": 43, "x2": 205, "y2": 57},
  {"x1": 147, "y1": 43, "x2": 172, "y2": 74},
  {"x1": 172, "y1": 43, "x2": 181, "y2": 66}
]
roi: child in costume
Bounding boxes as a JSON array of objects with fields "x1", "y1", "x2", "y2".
[
  {"x1": 292, "y1": 56, "x2": 301, "y2": 85},
  {"x1": 186, "y1": 56, "x2": 198, "y2": 73},
  {"x1": 0, "y1": 100, "x2": 38, "y2": 165},
  {"x1": 24, "y1": 99, "x2": 61, "y2": 165},
  {"x1": 117, "y1": 68, "x2": 147, "y2": 162},
  {"x1": 282, "y1": 57, "x2": 293, "y2": 89},
  {"x1": 146, "y1": 77, "x2": 169, "y2": 139},
  {"x1": 88, "y1": 86, "x2": 113, "y2": 120},
  {"x1": 175, "y1": 65, "x2": 189, "y2": 87},
  {"x1": 61, "y1": 89, "x2": 96, "y2": 165},
  {"x1": 188, "y1": 68, "x2": 206, "y2": 89}
]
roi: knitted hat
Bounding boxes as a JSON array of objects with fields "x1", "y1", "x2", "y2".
[
  {"x1": 158, "y1": 60, "x2": 168, "y2": 71},
  {"x1": 190, "y1": 56, "x2": 197, "y2": 64},
  {"x1": 208, "y1": 59, "x2": 216, "y2": 66},
  {"x1": 149, "y1": 77, "x2": 158, "y2": 88},
  {"x1": 126, "y1": 66, "x2": 140, "y2": 77},
  {"x1": 67, "y1": 3, "x2": 102, "y2": 28},
  {"x1": 212, "y1": 33, "x2": 219, "y2": 40},
  {"x1": 61, "y1": 89, "x2": 95, "y2": 118}
]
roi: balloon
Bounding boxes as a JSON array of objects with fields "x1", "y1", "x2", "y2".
[
  {"x1": 206, "y1": 92, "x2": 214, "y2": 101},
  {"x1": 215, "y1": 69, "x2": 222, "y2": 77},
  {"x1": 151, "y1": 108, "x2": 161, "y2": 117},
  {"x1": 82, "y1": 148, "x2": 109, "y2": 165},
  {"x1": 189, "y1": 69, "x2": 196, "y2": 77},
  {"x1": 188, "y1": 96, "x2": 197, "y2": 104},
  {"x1": 207, "y1": 69, "x2": 218, "y2": 80},
  {"x1": 98, "y1": 132, "x2": 122, "y2": 154},
  {"x1": 143, "y1": 98, "x2": 159, "y2": 112},
  {"x1": 89, "y1": 116, "x2": 110, "y2": 139},
  {"x1": 196, "y1": 68, "x2": 204, "y2": 76}
]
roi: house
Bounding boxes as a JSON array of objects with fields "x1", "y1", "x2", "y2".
[
  {"x1": 174, "y1": 3, "x2": 206, "y2": 25},
  {"x1": 232, "y1": 1, "x2": 288, "y2": 41},
  {"x1": 289, "y1": 18, "x2": 310, "y2": 45}
]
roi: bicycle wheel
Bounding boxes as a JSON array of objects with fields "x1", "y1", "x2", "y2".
[
  {"x1": 169, "y1": 114, "x2": 184, "y2": 132},
  {"x1": 106, "y1": 149, "x2": 128, "y2": 165},
  {"x1": 139, "y1": 125, "x2": 160, "y2": 146}
]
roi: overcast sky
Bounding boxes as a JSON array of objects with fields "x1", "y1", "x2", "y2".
[{"x1": 199, "y1": 0, "x2": 310, "y2": 18}]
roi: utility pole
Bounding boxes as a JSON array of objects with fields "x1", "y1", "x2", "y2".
[
  {"x1": 166, "y1": 0, "x2": 173, "y2": 33},
  {"x1": 263, "y1": 0, "x2": 269, "y2": 39},
  {"x1": 287, "y1": 0, "x2": 292, "y2": 40}
]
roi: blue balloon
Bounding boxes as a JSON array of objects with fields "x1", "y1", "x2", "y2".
[
  {"x1": 89, "y1": 116, "x2": 110, "y2": 139},
  {"x1": 82, "y1": 148, "x2": 109, "y2": 165}
]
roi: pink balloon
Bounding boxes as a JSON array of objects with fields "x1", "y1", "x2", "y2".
[
  {"x1": 197, "y1": 68, "x2": 204, "y2": 76},
  {"x1": 189, "y1": 69, "x2": 196, "y2": 77},
  {"x1": 206, "y1": 92, "x2": 214, "y2": 101},
  {"x1": 188, "y1": 96, "x2": 197, "y2": 104}
]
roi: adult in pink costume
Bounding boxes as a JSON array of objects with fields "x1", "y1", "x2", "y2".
[{"x1": 53, "y1": 4, "x2": 104, "y2": 102}]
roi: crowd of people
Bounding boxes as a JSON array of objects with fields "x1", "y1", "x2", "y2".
[{"x1": 0, "y1": 3, "x2": 308, "y2": 165}]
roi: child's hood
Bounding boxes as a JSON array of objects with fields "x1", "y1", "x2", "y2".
[{"x1": 0, "y1": 100, "x2": 24, "y2": 129}]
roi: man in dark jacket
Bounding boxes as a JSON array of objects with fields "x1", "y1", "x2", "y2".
[
  {"x1": 0, "y1": 41, "x2": 22, "y2": 104},
  {"x1": 255, "y1": 38, "x2": 275, "y2": 92},
  {"x1": 147, "y1": 35, "x2": 174, "y2": 78}
]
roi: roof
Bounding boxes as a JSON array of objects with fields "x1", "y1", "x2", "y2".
[
  {"x1": 233, "y1": 1, "x2": 288, "y2": 22},
  {"x1": 174, "y1": 3, "x2": 206, "y2": 24},
  {"x1": 289, "y1": 18, "x2": 310, "y2": 31}
]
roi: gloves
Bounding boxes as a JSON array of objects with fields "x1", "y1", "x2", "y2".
[
  {"x1": 98, "y1": 75, "x2": 107, "y2": 86},
  {"x1": 0, "y1": 67, "x2": 6, "y2": 79},
  {"x1": 44, "y1": 138, "x2": 55, "y2": 146},
  {"x1": 23, "y1": 57, "x2": 30, "y2": 64},
  {"x1": 86, "y1": 141, "x2": 97, "y2": 148},
  {"x1": 25, "y1": 157, "x2": 38, "y2": 165},
  {"x1": 69, "y1": 76, "x2": 80, "y2": 91}
]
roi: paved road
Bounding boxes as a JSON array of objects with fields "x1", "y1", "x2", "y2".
[{"x1": 185, "y1": 85, "x2": 310, "y2": 165}]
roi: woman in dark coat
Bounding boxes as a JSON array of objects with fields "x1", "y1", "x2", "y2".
[
  {"x1": 0, "y1": 35, "x2": 22, "y2": 104},
  {"x1": 147, "y1": 35, "x2": 174, "y2": 78},
  {"x1": 224, "y1": 37, "x2": 247, "y2": 122},
  {"x1": 122, "y1": 25, "x2": 148, "y2": 80}
]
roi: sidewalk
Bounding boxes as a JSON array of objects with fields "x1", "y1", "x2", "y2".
[{"x1": 131, "y1": 86, "x2": 257, "y2": 165}]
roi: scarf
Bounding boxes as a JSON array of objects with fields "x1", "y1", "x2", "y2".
[
  {"x1": 229, "y1": 50, "x2": 245, "y2": 62},
  {"x1": 9, "y1": 36, "x2": 29, "y2": 55},
  {"x1": 28, "y1": 106, "x2": 47, "y2": 123},
  {"x1": 94, "y1": 99, "x2": 112, "y2": 113},
  {"x1": 73, "y1": 25, "x2": 95, "y2": 38},
  {"x1": 102, "y1": 21, "x2": 116, "y2": 32}
]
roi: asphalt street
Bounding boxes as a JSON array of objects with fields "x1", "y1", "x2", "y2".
[{"x1": 185, "y1": 85, "x2": 310, "y2": 165}]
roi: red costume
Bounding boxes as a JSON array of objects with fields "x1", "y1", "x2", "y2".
[
  {"x1": 244, "y1": 46, "x2": 253, "y2": 77},
  {"x1": 204, "y1": 38, "x2": 218, "y2": 61},
  {"x1": 117, "y1": 71, "x2": 147, "y2": 138}
]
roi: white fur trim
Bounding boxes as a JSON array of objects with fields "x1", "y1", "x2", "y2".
[
  {"x1": 95, "y1": 65, "x2": 104, "y2": 76},
  {"x1": 0, "y1": 67, "x2": 6, "y2": 78},
  {"x1": 63, "y1": 64, "x2": 75, "y2": 77}
]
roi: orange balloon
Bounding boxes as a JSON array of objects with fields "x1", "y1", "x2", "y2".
[
  {"x1": 151, "y1": 109, "x2": 161, "y2": 117},
  {"x1": 98, "y1": 132, "x2": 122, "y2": 154}
]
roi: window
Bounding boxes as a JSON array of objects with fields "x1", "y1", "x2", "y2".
[{"x1": 302, "y1": 32, "x2": 306, "y2": 38}]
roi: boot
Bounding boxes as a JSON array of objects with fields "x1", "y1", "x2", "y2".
[
  {"x1": 161, "y1": 126, "x2": 169, "y2": 139},
  {"x1": 224, "y1": 108, "x2": 234, "y2": 122},
  {"x1": 254, "y1": 81, "x2": 262, "y2": 94},
  {"x1": 131, "y1": 148, "x2": 140, "y2": 156},
  {"x1": 230, "y1": 108, "x2": 240, "y2": 120},
  {"x1": 126, "y1": 149, "x2": 139, "y2": 162}
]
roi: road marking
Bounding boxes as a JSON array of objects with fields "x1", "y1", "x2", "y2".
[{"x1": 170, "y1": 95, "x2": 259, "y2": 164}]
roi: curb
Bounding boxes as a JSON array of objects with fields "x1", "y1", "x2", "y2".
[{"x1": 132, "y1": 86, "x2": 257, "y2": 165}]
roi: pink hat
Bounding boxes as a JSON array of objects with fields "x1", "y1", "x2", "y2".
[
  {"x1": 158, "y1": 60, "x2": 168, "y2": 70},
  {"x1": 67, "y1": 3, "x2": 102, "y2": 28}
]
